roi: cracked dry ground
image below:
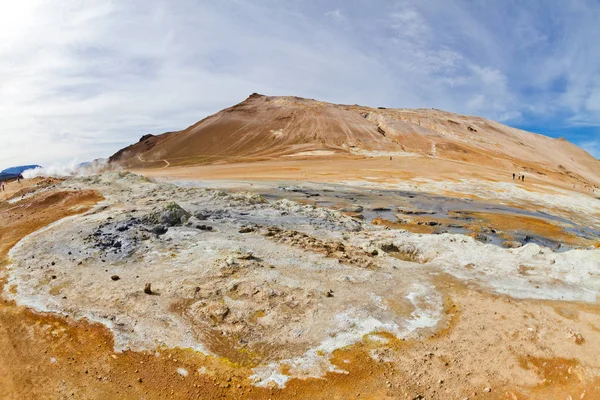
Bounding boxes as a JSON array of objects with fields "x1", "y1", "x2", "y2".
[{"x1": 1, "y1": 176, "x2": 599, "y2": 400}]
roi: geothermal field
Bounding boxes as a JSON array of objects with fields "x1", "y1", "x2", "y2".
[{"x1": 1, "y1": 95, "x2": 600, "y2": 399}]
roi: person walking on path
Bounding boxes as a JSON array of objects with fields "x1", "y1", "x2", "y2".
[{"x1": 1, "y1": 181, "x2": 4, "y2": 191}]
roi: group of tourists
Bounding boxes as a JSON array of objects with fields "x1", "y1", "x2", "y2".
[
  {"x1": 512, "y1": 173, "x2": 525, "y2": 182},
  {"x1": 1, "y1": 174, "x2": 24, "y2": 191}
]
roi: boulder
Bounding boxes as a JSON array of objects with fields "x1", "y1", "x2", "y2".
[{"x1": 145, "y1": 202, "x2": 190, "y2": 227}]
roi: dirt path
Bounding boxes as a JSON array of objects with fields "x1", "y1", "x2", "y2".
[{"x1": 137, "y1": 154, "x2": 170, "y2": 168}]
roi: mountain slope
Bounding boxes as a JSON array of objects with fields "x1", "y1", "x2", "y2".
[{"x1": 110, "y1": 94, "x2": 600, "y2": 186}]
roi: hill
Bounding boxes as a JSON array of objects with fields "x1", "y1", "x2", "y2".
[
  {"x1": 0, "y1": 165, "x2": 41, "y2": 181},
  {"x1": 110, "y1": 94, "x2": 600, "y2": 186}
]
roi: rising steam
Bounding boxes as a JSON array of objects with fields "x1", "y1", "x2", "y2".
[{"x1": 22, "y1": 159, "x2": 113, "y2": 178}]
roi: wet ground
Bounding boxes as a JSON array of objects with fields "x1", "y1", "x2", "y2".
[{"x1": 171, "y1": 180, "x2": 600, "y2": 251}]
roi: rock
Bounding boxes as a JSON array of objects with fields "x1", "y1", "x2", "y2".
[
  {"x1": 502, "y1": 241, "x2": 522, "y2": 249},
  {"x1": 371, "y1": 207, "x2": 391, "y2": 212},
  {"x1": 144, "y1": 283, "x2": 153, "y2": 295},
  {"x1": 146, "y1": 202, "x2": 190, "y2": 227},
  {"x1": 226, "y1": 256, "x2": 236, "y2": 266},
  {"x1": 474, "y1": 233, "x2": 489, "y2": 242},
  {"x1": 380, "y1": 243, "x2": 399, "y2": 253},
  {"x1": 194, "y1": 211, "x2": 209, "y2": 220},
  {"x1": 342, "y1": 211, "x2": 364, "y2": 220},
  {"x1": 398, "y1": 209, "x2": 435, "y2": 215},
  {"x1": 206, "y1": 303, "x2": 229, "y2": 322},
  {"x1": 447, "y1": 223, "x2": 465, "y2": 228},
  {"x1": 340, "y1": 205, "x2": 363, "y2": 213},
  {"x1": 138, "y1": 134, "x2": 154, "y2": 142},
  {"x1": 152, "y1": 225, "x2": 168, "y2": 235},
  {"x1": 236, "y1": 252, "x2": 255, "y2": 260},
  {"x1": 196, "y1": 224, "x2": 213, "y2": 231},
  {"x1": 239, "y1": 226, "x2": 255, "y2": 233},
  {"x1": 483, "y1": 387, "x2": 492, "y2": 392},
  {"x1": 567, "y1": 329, "x2": 585, "y2": 344},
  {"x1": 111, "y1": 275, "x2": 120, "y2": 281},
  {"x1": 326, "y1": 289, "x2": 334, "y2": 298}
]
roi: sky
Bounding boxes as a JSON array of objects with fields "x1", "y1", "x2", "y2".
[{"x1": 1, "y1": 0, "x2": 600, "y2": 168}]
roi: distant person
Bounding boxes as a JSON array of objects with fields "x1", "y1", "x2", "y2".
[
  {"x1": 1, "y1": 181, "x2": 4, "y2": 191},
  {"x1": 521, "y1": 174, "x2": 525, "y2": 182},
  {"x1": 512, "y1": 173, "x2": 515, "y2": 180},
  {"x1": 390, "y1": 156, "x2": 392, "y2": 161}
]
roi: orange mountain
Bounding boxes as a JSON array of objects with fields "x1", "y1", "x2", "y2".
[{"x1": 110, "y1": 93, "x2": 600, "y2": 186}]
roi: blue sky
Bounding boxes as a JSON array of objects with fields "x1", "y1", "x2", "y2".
[{"x1": 1, "y1": 0, "x2": 599, "y2": 167}]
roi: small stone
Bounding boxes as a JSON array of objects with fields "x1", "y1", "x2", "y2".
[
  {"x1": 111, "y1": 275, "x2": 120, "y2": 281},
  {"x1": 484, "y1": 387, "x2": 492, "y2": 392},
  {"x1": 326, "y1": 289, "x2": 334, "y2": 298},
  {"x1": 138, "y1": 377, "x2": 143, "y2": 383},
  {"x1": 238, "y1": 226, "x2": 254, "y2": 233},
  {"x1": 568, "y1": 329, "x2": 585, "y2": 344},
  {"x1": 152, "y1": 225, "x2": 168, "y2": 235},
  {"x1": 144, "y1": 283, "x2": 153, "y2": 295}
]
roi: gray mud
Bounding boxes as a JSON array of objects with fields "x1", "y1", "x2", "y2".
[{"x1": 170, "y1": 179, "x2": 599, "y2": 251}]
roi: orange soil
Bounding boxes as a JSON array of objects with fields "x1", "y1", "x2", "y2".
[
  {"x1": 135, "y1": 155, "x2": 597, "y2": 198},
  {"x1": 466, "y1": 212, "x2": 596, "y2": 247},
  {"x1": 0, "y1": 189, "x2": 102, "y2": 259}
]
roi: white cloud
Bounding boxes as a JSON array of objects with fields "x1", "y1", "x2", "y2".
[{"x1": 1, "y1": 0, "x2": 599, "y2": 167}]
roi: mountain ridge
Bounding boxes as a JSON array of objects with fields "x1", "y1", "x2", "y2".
[{"x1": 110, "y1": 93, "x2": 600, "y2": 186}]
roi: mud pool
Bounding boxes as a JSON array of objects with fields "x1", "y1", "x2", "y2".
[{"x1": 170, "y1": 179, "x2": 600, "y2": 251}]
